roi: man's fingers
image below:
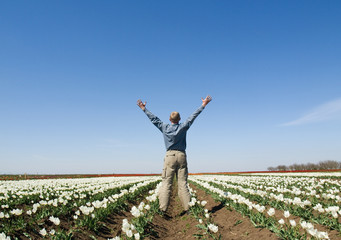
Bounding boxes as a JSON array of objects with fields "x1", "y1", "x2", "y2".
[
  {"x1": 202, "y1": 95, "x2": 212, "y2": 101},
  {"x1": 137, "y1": 99, "x2": 146, "y2": 109},
  {"x1": 137, "y1": 99, "x2": 144, "y2": 106}
]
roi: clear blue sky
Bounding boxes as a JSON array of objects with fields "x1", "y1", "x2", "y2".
[{"x1": 1, "y1": 1, "x2": 340, "y2": 174}]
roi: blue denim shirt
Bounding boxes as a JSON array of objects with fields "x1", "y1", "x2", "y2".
[{"x1": 143, "y1": 105, "x2": 205, "y2": 151}]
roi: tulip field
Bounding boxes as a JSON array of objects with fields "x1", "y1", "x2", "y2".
[{"x1": 1, "y1": 172, "x2": 341, "y2": 239}]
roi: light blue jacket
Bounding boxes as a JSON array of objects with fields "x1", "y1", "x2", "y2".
[{"x1": 143, "y1": 105, "x2": 205, "y2": 151}]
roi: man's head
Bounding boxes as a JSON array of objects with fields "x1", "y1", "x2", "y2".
[{"x1": 170, "y1": 111, "x2": 180, "y2": 124}]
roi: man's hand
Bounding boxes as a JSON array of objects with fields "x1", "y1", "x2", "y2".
[
  {"x1": 201, "y1": 95, "x2": 212, "y2": 107},
  {"x1": 137, "y1": 99, "x2": 146, "y2": 110}
]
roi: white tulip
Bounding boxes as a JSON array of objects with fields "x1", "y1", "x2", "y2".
[
  {"x1": 267, "y1": 208, "x2": 275, "y2": 216},
  {"x1": 134, "y1": 233, "x2": 140, "y2": 239},
  {"x1": 283, "y1": 211, "x2": 290, "y2": 218},
  {"x1": 126, "y1": 230, "x2": 133, "y2": 238},
  {"x1": 0, "y1": 232, "x2": 10, "y2": 240},
  {"x1": 316, "y1": 231, "x2": 329, "y2": 240},
  {"x1": 289, "y1": 220, "x2": 296, "y2": 227},
  {"x1": 49, "y1": 216, "x2": 60, "y2": 226},
  {"x1": 39, "y1": 228, "x2": 47, "y2": 236},
  {"x1": 122, "y1": 219, "x2": 130, "y2": 233},
  {"x1": 208, "y1": 223, "x2": 218, "y2": 233}
]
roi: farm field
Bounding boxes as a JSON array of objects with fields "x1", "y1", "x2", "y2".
[{"x1": 1, "y1": 172, "x2": 341, "y2": 239}]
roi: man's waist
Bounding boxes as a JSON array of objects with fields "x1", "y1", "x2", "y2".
[{"x1": 166, "y1": 149, "x2": 186, "y2": 153}]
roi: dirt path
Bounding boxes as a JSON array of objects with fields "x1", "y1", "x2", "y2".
[
  {"x1": 145, "y1": 182, "x2": 280, "y2": 240},
  {"x1": 145, "y1": 183, "x2": 199, "y2": 240}
]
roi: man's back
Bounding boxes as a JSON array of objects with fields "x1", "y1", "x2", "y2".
[{"x1": 142, "y1": 105, "x2": 205, "y2": 151}]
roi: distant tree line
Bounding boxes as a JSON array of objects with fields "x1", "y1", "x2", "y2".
[{"x1": 267, "y1": 160, "x2": 341, "y2": 171}]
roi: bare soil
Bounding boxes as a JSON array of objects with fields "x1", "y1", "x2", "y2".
[{"x1": 190, "y1": 183, "x2": 280, "y2": 240}]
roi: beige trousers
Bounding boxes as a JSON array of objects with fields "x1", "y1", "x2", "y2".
[{"x1": 158, "y1": 150, "x2": 191, "y2": 211}]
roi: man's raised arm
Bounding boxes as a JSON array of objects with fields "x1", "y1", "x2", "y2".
[
  {"x1": 184, "y1": 95, "x2": 212, "y2": 128},
  {"x1": 137, "y1": 99, "x2": 164, "y2": 131}
]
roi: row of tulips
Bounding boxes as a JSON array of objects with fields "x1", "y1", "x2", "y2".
[
  {"x1": 187, "y1": 186, "x2": 220, "y2": 239},
  {"x1": 0, "y1": 177, "x2": 156, "y2": 216},
  {"x1": 0, "y1": 176, "x2": 161, "y2": 239},
  {"x1": 208, "y1": 177, "x2": 341, "y2": 221},
  {"x1": 206, "y1": 177, "x2": 341, "y2": 232},
  {"x1": 110, "y1": 182, "x2": 162, "y2": 240},
  {"x1": 205, "y1": 175, "x2": 340, "y2": 205},
  {"x1": 190, "y1": 176, "x2": 331, "y2": 240}
]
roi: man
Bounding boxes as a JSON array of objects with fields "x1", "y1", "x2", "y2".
[{"x1": 137, "y1": 96, "x2": 212, "y2": 215}]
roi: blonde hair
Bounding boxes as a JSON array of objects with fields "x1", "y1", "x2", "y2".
[{"x1": 170, "y1": 111, "x2": 180, "y2": 123}]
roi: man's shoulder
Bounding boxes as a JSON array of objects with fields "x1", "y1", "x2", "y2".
[{"x1": 164, "y1": 123, "x2": 182, "y2": 132}]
